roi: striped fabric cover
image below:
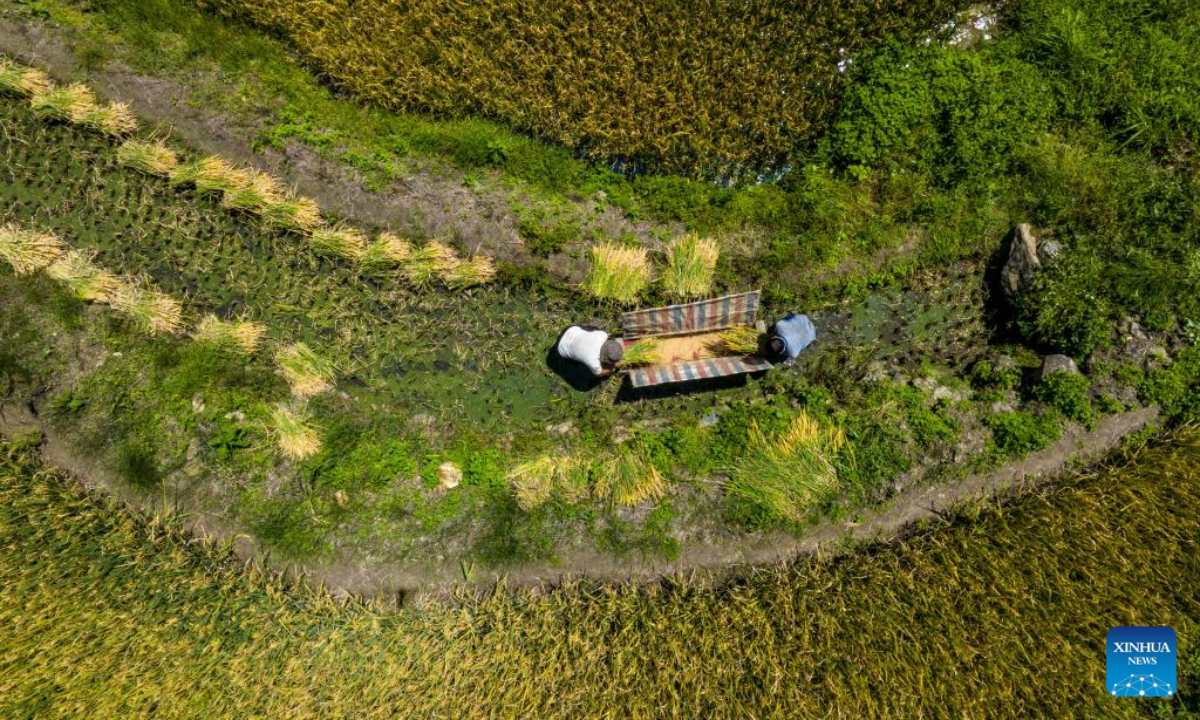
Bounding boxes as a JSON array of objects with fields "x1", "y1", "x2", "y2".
[
  {"x1": 622, "y1": 291, "x2": 761, "y2": 340},
  {"x1": 628, "y1": 356, "x2": 773, "y2": 389}
]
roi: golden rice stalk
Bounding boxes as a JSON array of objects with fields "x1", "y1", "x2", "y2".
[
  {"x1": 270, "y1": 403, "x2": 321, "y2": 459},
  {"x1": 45, "y1": 250, "x2": 120, "y2": 302},
  {"x1": 109, "y1": 283, "x2": 184, "y2": 335},
  {"x1": 662, "y1": 233, "x2": 719, "y2": 299},
  {"x1": 401, "y1": 240, "x2": 460, "y2": 287},
  {"x1": 76, "y1": 102, "x2": 138, "y2": 137},
  {"x1": 443, "y1": 254, "x2": 496, "y2": 289},
  {"x1": 30, "y1": 83, "x2": 97, "y2": 123},
  {"x1": 0, "y1": 58, "x2": 52, "y2": 97},
  {"x1": 622, "y1": 338, "x2": 661, "y2": 367},
  {"x1": 0, "y1": 224, "x2": 66, "y2": 275},
  {"x1": 508, "y1": 454, "x2": 588, "y2": 510},
  {"x1": 360, "y1": 232, "x2": 412, "y2": 271},
  {"x1": 261, "y1": 195, "x2": 325, "y2": 234},
  {"x1": 593, "y1": 452, "x2": 668, "y2": 507},
  {"x1": 169, "y1": 156, "x2": 249, "y2": 196},
  {"x1": 116, "y1": 139, "x2": 179, "y2": 177},
  {"x1": 710, "y1": 325, "x2": 761, "y2": 355},
  {"x1": 221, "y1": 171, "x2": 286, "y2": 214},
  {"x1": 275, "y1": 342, "x2": 337, "y2": 398},
  {"x1": 584, "y1": 242, "x2": 650, "y2": 304},
  {"x1": 310, "y1": 225, "x2": 368, "y2": 261},
  {"x1": 193, "y1": 314, "x2": 267, "y2": 353}
]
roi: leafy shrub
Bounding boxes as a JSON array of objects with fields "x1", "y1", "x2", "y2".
[
  {"x1": 1016, "y1": 252, "x2": 1113, "y2": 358},
  {"x1": 1031, "y1": 371, "x2": 1094, "y2": 425},
  {"x1": 986, "y1": 411, "x2": 1061, "y2": 458},
  {"x1": 1139, "y1": 347, "x2": 1200, "y2": 423},
  {"x1": 969, "y1": 359, "x2": 1022, "y2": 392}
]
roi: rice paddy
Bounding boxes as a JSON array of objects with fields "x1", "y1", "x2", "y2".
[{"x1": 1, "y1": 431, "x2": 1196, "y2": 718}]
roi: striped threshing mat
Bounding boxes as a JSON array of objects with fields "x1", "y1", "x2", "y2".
[{"x1": 622, "y1": 291, "x2": 772, "y2": 389}]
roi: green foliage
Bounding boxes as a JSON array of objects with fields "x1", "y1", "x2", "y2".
[
  {"x1": 206, "y1": 419, "x2": 250, "y2": 461},
  {"x1": 1031, "y1": 371, "x2": 1094, "y2": 425},
  {"x1": 832, "y1": 42, "x2": 1054, "y2": 184},
  {"x1": 1017, "y1": 252, "x2": 1113, "y2": 358},
  {"x1": 969, "y1": 359, "x2": 1022, "y2": 392},
  {"x1": 1139, "y1": 347, "x2": 1200, "y2": 423},
  {"x1": 986, "y1": 411, "x2": 1061, "y2": 459}
]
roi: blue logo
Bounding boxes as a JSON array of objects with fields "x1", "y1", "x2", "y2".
[{"x1": 1107, "y1": 626, "x2": 1176, "y2": 697}]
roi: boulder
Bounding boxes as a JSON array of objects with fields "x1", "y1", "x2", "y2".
[
  {"x1": 438, "y1": 462, "x2": 462, "y2": 490},
  {"x1": 1039, "y1": 354, "x2": 1079, "y2": 380},
  {"x1": 1000, "y1": 223, "x2": 1041, "y2": 299}
]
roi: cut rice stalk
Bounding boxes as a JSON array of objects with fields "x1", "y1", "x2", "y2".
[
  {"x1": 0, "y1": 224, "x2": 66, "y2": 275},
  {"x1": 622, "y1": 338, "x2": 661, "y2": 367},
  {"x1": 221, "y1": 171, "x2": 286, "y2": 214},
  {"x1": 401, "y1": 240, "x2": 460, "y2": 287},
  {"x1": 170, "y1": 156, "x2": 250, "y2": 196},
  {"x1": 275, "y1": 342, "x2": 337, "y2": 398},
  {"x1": 109, "y1": 283, "x2": 184, "y2": 335},
  {"x1": 443, "y1": 255, "x2": 496, "y2": 289},
  {"x1": 0, "y1": 59, "x2": 52, "y2": 97},
  {"x1": 270, "y1": 403, "x2": 321, "y2": 459},
  {"x1": 45, "y1": 250, "x2": 120, "y2": 302},
  {"x1": 584, "y1": 242, "x2": 651, "y2": 304},
  {"x1": 117, "y1": 140, "x2": 180, "y2": 177},
  {"x1": 193, "y1": 314, "x2": 267, "y2": 353},
  {"x1": 30, "y1": 83, "x2": 97, "y2": 123},
  {"x1": 310, "y1": 226, "x2": 368, "y2": 261},
  {"x1": 710, "y1": 325, "x2": 761, "y2": 355},
  {"x1": 662, "y1": 233, "x2": 719, "y2": 299},
  {"x1": 76, "y1": 102, "x2": 138, "y2": 137},
  {"x1": 261, "y1": 195, "x2": 325, "y2": 234},
  {"x1": 509, "y1": 454, "x2": 587, "y2": 511},
  {"x1": 360, "y1": 232, "x2": 413, "y2": 271}
]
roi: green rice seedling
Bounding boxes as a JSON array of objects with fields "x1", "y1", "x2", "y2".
[
  {"x1": 221, "y1": 170, "x2": 286, "y2": 214},
  {"x1": 310, "y1": 225, "x2": 368, "y2": 261},
  {"x1": 45, "y1": 250, "x2": 120, "y2": 302},
  {"x1": 584, "y1": 242, "x2": 650, "y2": 304},
  {"x1": 443, "y1": 254, "x2": 496, "y2": 289},
  {"x1": 116, "y1": 139, "x2": 180, "y2": 177},
  {"x1": 593, "y1": 451, "x2": 668, "y2": 507},
  {"x1": 0, "y1": 58, "x2": 52, "y2": 97},
  {"x1": 76, "y1": 102, "x2": 139, "y2": 137},
  {"x1": 710, "y1": 325, "x2": 761, "y2": 355},
  {"x1": 622, "y1": 338, "x2": 661, "y2": 367},
  {"x1": 360, "y1": 232, "x2": 412, "y2": 272},
  {"x1": 30, "y1": 83, "x2": 97, "y2": 123},
  {"x1": 725, "y1": 412, "x2": 847, "y2": 526},
  {"x1": 401, "y1": 239, "x2": 460, "y2": 287},
  {"x1": 193, "y1": 314, "x2": 267, "y2": 353},
  {"x1": 109, "y1": 283, "x2": 184, "y2": 335},
  {"x1": 261, "y1": 195, "x2": 325, "y2": 234},
  {"x1": 661, "y1": 233, "x2": 719, "y2": 299},
  {"x1": 275, "y1": 342, "x2": 337, "y2": 398},
  {"x1": 0, "y1": 224, "x2": 66, "y2": 275},
  {"x1": 270, "y1": 403, "x2": 321, "y2": 459}
]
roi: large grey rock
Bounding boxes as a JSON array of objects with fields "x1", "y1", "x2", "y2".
[
  {"x1": 1001, "y1": 223, "x2": 1042, "y2": 299},
  {"x1": 1039, "y1": 354, "x2": 1079, "y2": 380}
]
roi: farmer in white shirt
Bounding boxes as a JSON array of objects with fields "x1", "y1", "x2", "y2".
[{"x1": 557, "y1": 325, "x2": 624, "y2": 377}]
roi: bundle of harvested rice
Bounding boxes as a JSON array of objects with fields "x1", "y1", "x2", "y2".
[
  {"x1": 45, "y1": 250, "x2": 120, "y2": 302},
  {"x1": 270, "y1": 403, "x2": 321, "y2": 459},
  {"x1": 109, "y1": 283, "x2": 184, "y2": 335},
  {"x1": 117, "y1": 139, "x2": 180, "y2": 177},
  {"x1": 622, "y1": 338, "x2": 662, "y2": 367},
  {"x1": 193, "y1": 314, "x2": 267, "y2": 353},
  {"x1": 275, "y1": 342, "x2": 337, "y2": 398},
  {"x1": 0, "y1": 224, "x2": 66, "y2": 275},
  {"x1": 310, "y1": 226, "x2": 368, "y2": 260}
]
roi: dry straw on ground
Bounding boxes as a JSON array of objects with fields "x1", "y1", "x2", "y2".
[
  {"x1": 109, "y1": 283, "x2": 184, "y2": 335},
  {"x1": 45, "y1": 250, "x2": 120, "y2": 302},
  {"x1": 584, "y1": 243, "x2": 650, "y2": 304},
  {"x1": 193, "y1": 315, "x2": 267, "y2": 353},
  {"x1": 360, "y1": 232, "x2": 412, "y2": 271},
  {"x1": 0, "y1": 224, "x2": 66, "y2": 275},
  {"x1": 275, "y1": 342, "x2": 337, "y2": 397},
  {"x1": 593, "y1": 451, "x2": 668, "y2": 507},
  {"x1": 117, "y1": 139, "x2": 180, "y2": 177},
  {"x1": 29, "y1": 83, "x2": 97, "y2": 123},
  {"x1": 0, "y1": 57, "x2": 52, "y2": 97},
  {"x1": 401, "y1": 240, "x2": 460, "y2": 287},
  {"x1": 310, "y1": 226, "x2": 368, "y2": 261},
  {"x1": 508, "y1": 454, "x2": 588, "y2": 510},
  {"x1": 444, "y1": 255, "x2": 496, "y2": 289},
  {"x1": 76, "y1": 102, "x2": 138, "y2": 138},
  {"x1": 269, "y1": 403, "x2": 322, "y2": 459},
  {"x1": 662, "y1": 234, "x2": 719, "y2": 299}
]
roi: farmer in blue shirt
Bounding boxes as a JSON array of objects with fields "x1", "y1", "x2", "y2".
[{"x1": 768, "y1": 313, "x2": 817, "y2": 360}]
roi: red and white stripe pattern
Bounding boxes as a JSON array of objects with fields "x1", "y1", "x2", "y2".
[
  {"x1": 622, "y1": 291, "x2": 761, "y2": 340},
  {"x1": 627, "y1": 355, "x2": 773, "y2": 389}
]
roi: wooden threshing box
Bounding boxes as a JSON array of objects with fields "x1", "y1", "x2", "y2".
[{"x1": 622, "y1": 291, "x2": 773, "y2": 389}]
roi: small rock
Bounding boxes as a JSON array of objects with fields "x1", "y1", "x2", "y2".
[
  {"x1": 933, "y1": 385, "x2": 968, "y2": 405},
  {"x1": 546, "y1": 421, "x2": 574, "y2": 435},
  {"x1": 191, "y1": 393, "x2": 205, "y2": 414},
  {"x1": 991, "y1": 401, "x2": 1016, "y2": 414},
  {"x1": 863, "y1": 361, "x2": 891, "y2": 385},
  {"x1": 994, "y1": 354, "x2": 1018, "y2": 372},
  {"x1": 913, "y1": 376, "x2": 939, "y2": 394},
  {"x1": 334, "y1": 490, "x2": 349, "y2": 507},
  {"x1": 1001, "y1": 223, "x2": 1041, "y2": 299},
  {"x1": 1147, "y1": 346, "x2": 1172, "y2": 367},
  {"x1": 699, "y1": 411, "x2": 719, "y2": 427},
  {"x1": 223, "y1": 410, "x2": 246, "y2": 422},
  {"x1": 1039, "y1": 354, "x2": 1079, "y2": 379},
  {"x1": 438, "y1": 462, "x2": 462, "y2": 490},
  {"x1": 1038, "y1": 239, "x2": 1064, "y2": 262}
]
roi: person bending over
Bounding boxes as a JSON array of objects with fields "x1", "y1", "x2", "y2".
[
  {"x1": 557, "y1": 325, "x2": 624, "y2": 377},
  {"x1": 768, "y1": 313, "x2": 817, "y2": 361}
]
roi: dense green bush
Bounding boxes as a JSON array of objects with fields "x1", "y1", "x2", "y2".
[
  {"x1": 986, "y1": 411, "x2": 1061, "y2": 458},
  {"x1": 1016, "y1": 252, "x2": 1114, "y2": 358},
  {"x1": 1030, "y1": 371, "x2": 1093, "y2": 425}
]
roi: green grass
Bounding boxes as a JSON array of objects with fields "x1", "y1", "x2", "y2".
[{"x1": 0, "y1": 432, "x2": 1197, "y2": 717}]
